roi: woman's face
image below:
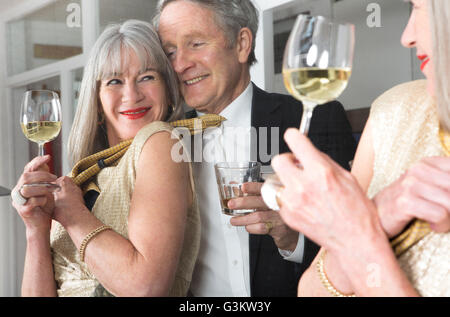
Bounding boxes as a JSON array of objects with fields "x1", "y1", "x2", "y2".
[
  {"x1": 99, "y1": 50, "x2": 168, "y2": 146},
  {"x1": 401, "y1": 0, "x2": 435, "y2": 95}
]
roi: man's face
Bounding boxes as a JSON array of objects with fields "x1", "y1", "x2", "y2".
[{"x1": 158, "y1": 0, "x2": 251, "y2": 114}]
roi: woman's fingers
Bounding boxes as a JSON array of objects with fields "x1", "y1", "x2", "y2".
[
  {"x1": 272, "y1": 153, "x2": 301, "y2": 189},
  {"x1": 411, "y1": 179, "x2": 450, "y2": 212},
  {"x1": 410, "y1": 157, "x2": 450, "y2": 190},
  {"x1": 404, "y1": 197, "x2": 450, "y2": 232},
  {"x1": 16, "y1": 156, "x2": 56, "y2": 198},
  {"x1": 421, "y1": 156, "x2": 450, "y2": 172},
  {"x1": 283, "y1": 128, "x2": 326, "y2": 169},
  {"x1": 19, "y1": 196, "x2": 48, "y2": 217},
  {"x1": 23, "y1": 155, "x2": 51, "y2": 173},
  {"x1": 397, "y1": 158, "x2": 450, "y2": 232},
  {"x1": 20, "y1": 183, "x2": 53, "y2": 199},
  {"x1": 21, "y1": 171, "x2": 57, "y2": 187},
  {"x1": 430, "y1": 217, "x2": 450, "y2": 233}
]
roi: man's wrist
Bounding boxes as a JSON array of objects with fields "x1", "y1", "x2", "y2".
[
  {"x1": 279, "y1": 233, "x2": 304, "y2": 263},
  {"x1": 274, "y1": 229, "x2": 299, "y2": 252}
]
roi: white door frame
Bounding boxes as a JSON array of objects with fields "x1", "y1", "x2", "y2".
[{"x1": 0, "y1": 0, "x2": 99, "y2": 296}]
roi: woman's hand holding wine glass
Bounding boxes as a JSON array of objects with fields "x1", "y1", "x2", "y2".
[
  {"x1": 262, "y1": 15, "x2": 355, "y2": 210},
  {"x1": 20, "y1": 90, "x2": 62, "y2": 191}
]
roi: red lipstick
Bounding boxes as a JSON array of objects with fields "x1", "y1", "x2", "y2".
[
  {"x1": 119, "y1": 107, "x2": 151, "y2": 120},
  {"x1": 418, "y1": 55, "x2": 430, "y2": 71}
]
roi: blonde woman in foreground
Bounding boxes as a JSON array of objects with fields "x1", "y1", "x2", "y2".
[{"x1": 273, "y1": 0, "x2": 449, "y2": 296}]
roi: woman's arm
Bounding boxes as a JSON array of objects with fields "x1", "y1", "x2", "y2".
[
  {"x1": 350, "y1": 116, "x2": 374, "y2": 191},
  {"x1": 274, "y1": 129, "x2": 419, "y2": 296},
  {"x1": 54, "y1": 131, "x2": 191, "y2": 296},
  {"x1": 331, "y1": 236, "x2": 419, "y2": 296},
  {"x1": 297, "y1": 118, "x2": 375, "y2": 297},
  {"x1": 12, "y1": 155, "x2": 58, "y2": 296},
  {"x1": 22, "y1": 225, "x2": 57, "y2": 297}
]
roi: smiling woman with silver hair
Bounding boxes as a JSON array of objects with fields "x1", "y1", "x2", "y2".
[
  {"x1": 11, "y1": 19, "x2": 200, "y2": 297},
  {"x1": 70, "y1": 19, "x2": 184, "y2": 165}
]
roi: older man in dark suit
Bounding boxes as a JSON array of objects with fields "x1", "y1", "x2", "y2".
[{"x1": 154, "y1": 0, "x2": 356, "y2": 296}]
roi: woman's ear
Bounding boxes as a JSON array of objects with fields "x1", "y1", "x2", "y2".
[{"x1": 236, "y1": 27, "x2": 253, "y2": 64}]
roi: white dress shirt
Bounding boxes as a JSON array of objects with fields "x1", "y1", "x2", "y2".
[{"x1": 190, "y1": 83, "x2": 304, "y2": 297}]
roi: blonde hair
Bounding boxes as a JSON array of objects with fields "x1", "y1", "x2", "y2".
[
  {"x1": 68, "y1": 20, "x2": 183, "y2": 166},
  {"x1": 429, "y1": 0, "x2": 450, "y2": 132}
]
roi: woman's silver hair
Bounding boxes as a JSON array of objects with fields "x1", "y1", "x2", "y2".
[
  {"x1": 68, "y1": 19, "x2": 183, "y2": 166},
  {"x1": 429, "y1": 0, "x2": 450, "y2": 132},
  {"x1": 153, "y1": 0, "x2": 259, "y2": 65}
]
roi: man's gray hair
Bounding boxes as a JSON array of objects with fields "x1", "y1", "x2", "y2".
[{"x1": 153, "y1": 0, "x2": 259, "y2": 65}]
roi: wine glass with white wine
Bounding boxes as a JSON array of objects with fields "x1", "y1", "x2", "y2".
[
  {"x1": 20, "y1": 90, "x2": 62, "y2": 189},
  {"x1": 261, "y1": 15, "x2": 355, "y2": 211},
  {"x1": 283, "y1": 14, "x2": 354, "y2": 134}
]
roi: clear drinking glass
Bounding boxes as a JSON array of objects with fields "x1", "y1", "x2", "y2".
[
  {"x1": 282, "y1": 14, "x2": 355, "y2": 134},
  {"x1": 20, "y1": 90, "x2": 62, "y2": 189},
  {"x1": 214, "y1": 162, "x2": 261, "y2": 216}
]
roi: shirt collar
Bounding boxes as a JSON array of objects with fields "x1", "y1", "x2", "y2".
[{"x1": 196, "y1": 83, "x2": 253, "y2": 127}]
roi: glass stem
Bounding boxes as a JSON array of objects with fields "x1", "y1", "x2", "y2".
[
  {"x1": 299, "y1": 101, "x2": 317, "y2": 135},
  {"x1": 38, "y1": 143, "x2": 45, "y2": 156}
]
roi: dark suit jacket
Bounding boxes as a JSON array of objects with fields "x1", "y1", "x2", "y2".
[{"x1": 186, "y1": 83, "x2": 356, "y2": 297}]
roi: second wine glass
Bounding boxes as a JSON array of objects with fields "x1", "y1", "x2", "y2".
[{"x1": 282, "y1": 14, "x2": 355, "y2": 134}]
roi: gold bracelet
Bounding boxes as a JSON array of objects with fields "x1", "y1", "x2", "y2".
[
  {"x1": 316, "y1": 250, "x2": 356, "y2": 297},
  {"x1": 79, "y1": 225, "x2": 112, "y2": 262}
]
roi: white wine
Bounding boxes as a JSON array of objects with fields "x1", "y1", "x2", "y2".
[
  {"x1": 283, "y1": 67, "x2": 351, "y2": 105},
  {"x1": 21, "y1": 121, "x2": 61, "y2": 144}
]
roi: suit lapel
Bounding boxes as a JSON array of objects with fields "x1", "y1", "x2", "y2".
[{"x1": 250, "y1": 84, "x2": 284, "y2": 162}]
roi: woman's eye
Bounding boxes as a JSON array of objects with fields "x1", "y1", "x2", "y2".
[
  {"x1": 140, "y1": 75, "x2": 156, "y2": 82},
  {"x1": 106, "y1": 79, "x2": 122, "y2": 86}
]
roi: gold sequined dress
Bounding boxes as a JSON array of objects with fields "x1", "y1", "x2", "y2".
[
  {"x1": 367, "y1": 80, "x2": 450, "y2": 296},
  {"x1": 50, "y1": 121, "x2": 201, "y2": 296}
]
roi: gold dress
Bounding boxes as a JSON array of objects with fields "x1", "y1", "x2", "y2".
[
  {"x1": 367, "y1": 80, "x2": 450, "y2": 296},
  {"x1": 50, "y1": 121, "x2": 201, "y2": 296}
]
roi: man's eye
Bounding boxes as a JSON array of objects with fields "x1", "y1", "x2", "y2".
[
  {"x1": 193, "y1": 42, "x2": 204, "y2": 47},
  {"x1": 166, "y1": 50, "x2": 176, "y2": 59}
]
